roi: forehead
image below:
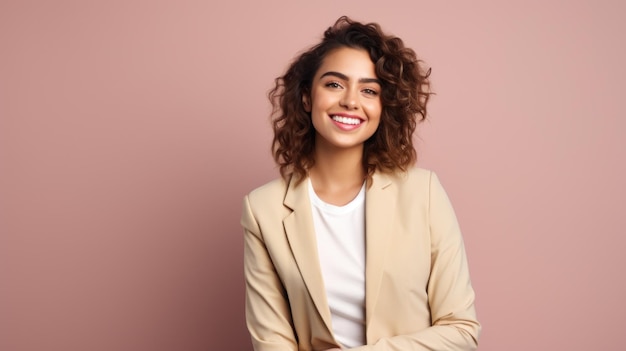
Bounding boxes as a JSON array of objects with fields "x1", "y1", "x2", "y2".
[{"x1": 316, "y1": 47, "x2": 377, "y2": 79}]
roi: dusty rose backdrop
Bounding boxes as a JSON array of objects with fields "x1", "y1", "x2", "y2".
[{"x1": 1, "y1": 1, "x2": 624, "y2": 350}]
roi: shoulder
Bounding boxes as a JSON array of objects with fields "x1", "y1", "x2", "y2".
[
  {"x1": 406, "y1": 166, "x2": 435, "y2": 183},
  {"x1": 385, "y1": 166, "x2": 437, "y2": 189},
  {"x1": 379, "y1": 167, "x2": 451, "y2": 206},
  {"x1": 245, "y1": 176, "x2": 290, "y2": 205},
  {"x1": 241, "y1": 176, "x2": 291, "y2": 231}
]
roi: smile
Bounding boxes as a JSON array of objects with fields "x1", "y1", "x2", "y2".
[{"x1": 331, "y1": 115, "x2": 362, "y2": 125}]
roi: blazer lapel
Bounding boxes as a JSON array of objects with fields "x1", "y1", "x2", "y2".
[
  {"x1": 364, "y1": 172, "x2": 397, "y2": 328},
  {"x1": 282, "y1": 175, "x2": 334, "y2": 335}
]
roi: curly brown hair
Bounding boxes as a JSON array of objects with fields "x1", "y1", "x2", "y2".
[{"x1": 270, "y1": 16, "x2": 432, "y2": 181}]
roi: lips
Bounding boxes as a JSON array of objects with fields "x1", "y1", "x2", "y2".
[
  {"x1": 331, "y1": 115, "x2": 362, "y2": 125},
  {"x1": 328, "y1": 113, "x2": 364, "y2": 131}
]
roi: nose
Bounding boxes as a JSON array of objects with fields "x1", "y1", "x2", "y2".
[{"x1": 340, "y1": 88, "x2": 359, "y2": 110}]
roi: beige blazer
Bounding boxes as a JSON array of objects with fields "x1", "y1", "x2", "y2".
[{"x1": 241, "y1": 168, "x2": 480, "y2": 351}]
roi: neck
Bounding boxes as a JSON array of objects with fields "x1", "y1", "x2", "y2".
[{"x1": 308, "y1": 143, "x2": 366, "y2": 205}]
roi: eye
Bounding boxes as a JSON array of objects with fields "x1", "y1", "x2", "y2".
[
  {"x1": 325, "y1": 81, "x2": 343, "y2": 89},
  {"x1": 362, "y1": 88, "x2": 379, "y2": 96}
]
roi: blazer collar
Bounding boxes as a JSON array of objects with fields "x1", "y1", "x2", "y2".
[
  {"x1": 282, "y1": 172, "x2": 399, "y2": 335},
  {"x1": 283, "y1": 174, "x2": 334, "y2": 334},
  {"x1": 364, "y1": 171, "x2": 398, "y2": 328}
]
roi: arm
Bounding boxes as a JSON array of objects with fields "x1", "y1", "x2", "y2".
[
  {"x1": 350, "y1": 172, "x2": 481, "y2": 351},
  {"x1": 242, "y1": 195, "x2": 298, "y2": 351}
]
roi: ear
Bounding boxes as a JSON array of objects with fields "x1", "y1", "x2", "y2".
[{"x1": 302, "y1": 94, "x2": 311, "y2": 113}]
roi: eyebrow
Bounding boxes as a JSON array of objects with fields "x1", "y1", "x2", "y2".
[{"x1": 320, "y1": 71, "x2": 381, "y2": 85}]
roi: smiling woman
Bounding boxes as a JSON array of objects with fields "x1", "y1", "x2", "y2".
[{"x1": 241, "y1": 16, "x2": 480, "y2": 351}]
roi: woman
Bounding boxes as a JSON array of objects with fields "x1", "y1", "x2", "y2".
[{"x1": 241, "y1": 16, "x2": 480, "y2": 351}]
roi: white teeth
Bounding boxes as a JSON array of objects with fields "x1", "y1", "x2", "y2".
[{"x1": 331, "y1": 115, "x2": 361, "y2": 125}]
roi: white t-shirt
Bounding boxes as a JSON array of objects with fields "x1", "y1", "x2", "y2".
[{"x1": 308, "y1": 179, "x2": 366, "y2": 348}]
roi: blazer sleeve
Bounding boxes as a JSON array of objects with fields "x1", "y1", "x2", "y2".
[
  {"x1": 242, "y1": 195, "x2": 298, "y2": 351},
  {"x1": 350, "y1": 172, "x2": 481, "y2": 351}
]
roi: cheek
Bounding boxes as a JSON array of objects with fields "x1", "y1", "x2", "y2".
[
  {"x1": 310, "y1": 109, "x2": 327, "y2": 132},
  {"x1": 311, "y1": 92, "x2": 333, "y2": 110},
  {"x1": 365, "y1": 102, "x2": 383, "y2": 121}
]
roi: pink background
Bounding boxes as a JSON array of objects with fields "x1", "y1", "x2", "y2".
[{"x1": 1, "y1": 1, "x2": 624, "y2": 350}]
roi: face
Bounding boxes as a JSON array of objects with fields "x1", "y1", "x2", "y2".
[{"x1": 303, "y1": 47, "x2": 382, "y2": 153}]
